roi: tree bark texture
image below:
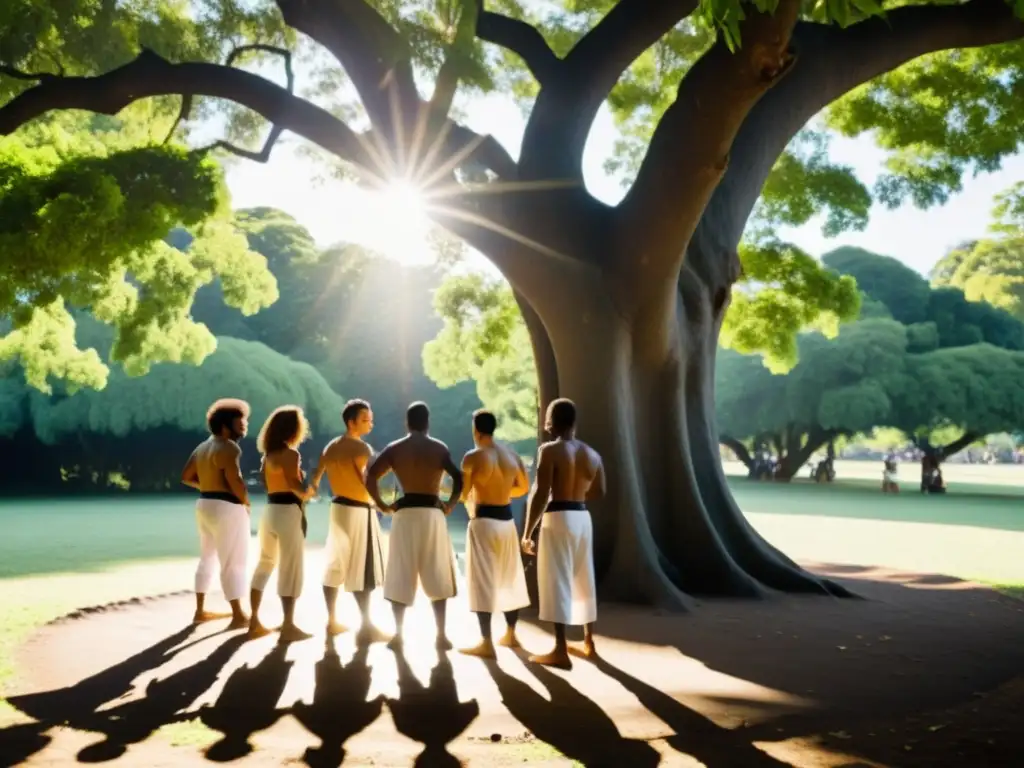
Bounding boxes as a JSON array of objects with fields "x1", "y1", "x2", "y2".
[{"x1": 2, "y1": 0, "x2": 1021, "y2": 606}]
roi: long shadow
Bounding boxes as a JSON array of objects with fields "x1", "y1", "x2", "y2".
[
  {"x1": 75, "y1": 634, "x2": 247, "y2": 762},
  {"x1": 387, "y1": 652, "x2": 478, "y2": 768},
  {"x1": 198, "y1": 642, "x2": 294, "y2": 762},
  {"x1": 292, "y1": 641, "x2": 384, "y2": 768},
  {"x1": 591, "y1": 656, "x2": 793, "y2": 767},
  {"x1": 482, "y1": 658, "x2": 660, "y2": 767}
]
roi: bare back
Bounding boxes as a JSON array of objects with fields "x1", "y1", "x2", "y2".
[
  {"x1": 263, "y1": 447, "x2": 304, "y2": 495},
  {"x1": 194, "y1": 437, "x2": 242, "y2": 494},
  {"x1": 385, "y1": 433, "x2": 454, "y2": 496},
  {"x1": 543, "y1": 438, "x2": 604, "y2": 503},
  {"x1": 463, "y1": 442, "x2": 528, "y2": 511},
  {"x1": 319, "y1": 436, "x2": 373, "y2": 502}
]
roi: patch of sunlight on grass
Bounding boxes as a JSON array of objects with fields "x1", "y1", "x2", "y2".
[
  {"x1": 154, "y1": 719, "x2": 220, "y2": 748},
  {"x1": 990, "y1": 583, "x2": 1024, "y2": 600}
]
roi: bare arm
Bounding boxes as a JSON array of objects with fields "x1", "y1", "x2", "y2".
[
  {"x1": 509, "y1": 454, "x2": 530, "y2": 499},
  {"x1": 180, "y1": 450, "x2": 200, "y2": 490},
  {"x1": 586, "y1": 458, "x2": 607, "y2": 502},
  {"x1": 280, "y1": 450, "x2": 313, "y2": 499},
  {"x1": 365, "y1": 447, "x2": 394, "y2": 512},
  {"x1": 218, "y1": 443, "x2": 250, "y2": 507},
  {"x1": 442, "y1": 450, "x2": 464, "y2": 513},
  {"x1": 309, "y1": 442, "x2": 331, "y2": 493},
  {"x1": 523, "y1": 446, "x2": 553, "y2": 545},
  {"x1": 459, "y1": 452, "x2": 475, "y2": 503}
]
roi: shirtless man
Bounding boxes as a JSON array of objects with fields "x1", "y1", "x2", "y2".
[
  {"x1": 521, "y1": 398, "x2": 606, "y2": 669},
  {"x1": 181, "y1": 398, "x2": 252, "y2": 629},
  {"x1": 309, "y1": 399, "x2": 388, "y2": 644},
  {"x1": 459, "y1": 409, "x2": 531, "y2": 658},
  {"x1": 365, "y1": 401, "x2": 464, "y2": 652}
]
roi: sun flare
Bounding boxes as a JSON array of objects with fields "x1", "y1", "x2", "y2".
[{"x1": 358, "y1": 180, "x2": 434, "y2": 266}]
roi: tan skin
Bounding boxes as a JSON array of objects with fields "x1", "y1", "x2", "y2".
[
  {"x1": 521, "y1": 417, "x2": 606, "y2": 670},
  {"x1": 459, "y1": 428, "x2": 530, "y2": 658},
  {"x1": 366, "y1": 426, "x2": 463, "y2": 651},
  {"x1": 248, "y1": 444, "x2": 316, "y2": 643},
  {"x1": 309, "y1": 407, "x2": 390, "y2": 643},
  {"x1": 181, "y1": 415, "x2": 251, "y2": 629}
]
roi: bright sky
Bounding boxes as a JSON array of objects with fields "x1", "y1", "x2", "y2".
[{"x1": 226, "y1": 91, "x2": 1024, "y2": 277}]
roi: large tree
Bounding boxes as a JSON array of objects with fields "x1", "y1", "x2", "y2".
[{"x1": 3, "y1": 0, "x2": 1024, "y2": 605}]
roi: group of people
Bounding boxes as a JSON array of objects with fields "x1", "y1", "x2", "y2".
[{"x1": 181, "y1": 396, "x2": 605, "y2": 669}]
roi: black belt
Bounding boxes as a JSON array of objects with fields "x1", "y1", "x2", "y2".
[
  {"x1": 395, "y1": 493, "x2": 441, "y2": 510},
  {"x1": 332, "y1": 496, "x2": 371, "y2": 509},
  {"x1": 546, "y1": 500, "x2": 587, "y2": 512},
  {"x1": 475, "y1": 504, "x2": 513, "y2": 521},
  {"x1": 200, "y1": 490, "x2": 243, "y2": 504},
  {"x1": 266, "y1": 492, "x2": 307, "y2": 538}
]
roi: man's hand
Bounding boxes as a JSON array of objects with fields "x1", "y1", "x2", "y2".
[
  {"x1": 521, "y1": 536, "x2": 536, "y2": 556},
  {"x1": 441, "y1": 500, "x2": 453, "y2": 516}
]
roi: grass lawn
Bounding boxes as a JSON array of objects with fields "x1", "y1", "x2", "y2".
[{"x1": 2, "y1": 460, "x2": 1022, "y2": 721}]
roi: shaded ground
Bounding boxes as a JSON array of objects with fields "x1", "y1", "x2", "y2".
[{"x1": 1, "y1": 564, "x2": 1022, "y2": 767}]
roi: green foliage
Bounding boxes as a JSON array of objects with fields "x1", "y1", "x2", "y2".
[
  {"x1": 26, "y1": 336, "x2": 344, "y2": 446},
  {"x1": 423, "y1": 273, "x2": 536, "y2": 441},
  {"x1": 822, "y1": 246, "x2": 931, "y2": 325},
  {"x1": 722, "y1": 239, "x2": 861, "y2": 372}
]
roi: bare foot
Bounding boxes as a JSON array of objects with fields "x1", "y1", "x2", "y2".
[
  {"x1": 357, "y1": 624, "x2": 392, "y2": 645},
  {"x1": 569, "y1": 643, "x2": 600, "y2": 661},
  {"x1": 387, "y1": 635, "x2": 404, "y2": 652},
  {"x1": 247, "y1": 621, "x2": 272, "y2": 640},
  {"x1": 497, "y1": 630, "x2": 521, "y2": 649},
  {"x1": 435, "y1": 635, "x2": 453, "y2": 652},
  {"x1": 192, "y1": 610, "x2": 231, "y2": 624},
  {"x1": 226, "y1": 614, "x2": 250, "y2": 631},
  {"x1": 459, "y1": 640, "x2": 496, "y2": 659},
  {"x1": 529, "y1": 649, "x2": 572, "y2": 670},
  {"x1": 326, "y1": 620, "x2": 349, "y2": 637},
  {"x1": 279, "y1": 624, "x2": 313, "y2": 644}
]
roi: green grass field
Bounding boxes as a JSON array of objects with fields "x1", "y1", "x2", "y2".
[{"x1": 2, "y1": 459, "x2": 1022, "y2": 721}]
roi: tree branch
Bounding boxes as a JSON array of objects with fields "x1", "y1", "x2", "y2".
[
  {"x1": 704, "y1": 0, "x2": 1024, "y2": 256},
  {"x1": 720, "y1": 436, "x2": 754, "y2": 470},
  {"x1": 0, "y1": 49, "x2": 377, "y2": 174},
  {"x1": 616, "y1": 0, "x2": 801, "y2": 310},
  {"x1": 938, "y1": 432, "x2": 981, "y2": 461},
  {"x1": 519, "y1": 0, "x2": 697, "y2": 181},
  {"x1": 474, "y1": 0, "x2": 559, "y2": 86},
  {"x1": 430, "y1": 0, "x2": 482, "y2": 118},
  {"x1": 276, "y1": 0, "x2": 420, "y2": 145}
]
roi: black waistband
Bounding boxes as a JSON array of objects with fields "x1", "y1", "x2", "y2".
[
  {"x1": 395, "y1": 493, "x2": 441, "y2": 510},
  {"x1": 200, "y1": 490, "x2": 243, "y2": 504},
  {"x1": 475, "y1": 504, "x2": 513, "y2": 521},
  {"x1": 267, "y1": 491, "x2": 304, "y2": 507},
  {"x1": 332, "y1": 495, "x2": 371, "y2": 509},
  {"x1": 546, "y1": 500, "x2": 587, "y2": 512}
]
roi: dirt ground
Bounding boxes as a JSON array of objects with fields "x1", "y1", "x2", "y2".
[{"x1": 1, "y1": 563, "x2": 1022, "y2": 768}]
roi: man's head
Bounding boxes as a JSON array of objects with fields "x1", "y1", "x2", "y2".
[
  {"x1": 544, "y1": 398, "x2": 576, "y2": 438},
  {"x1": 472, "y1": 409, "x2": 497, "y2": 445},
  {"x1": 342, "y1": 399, "x2": 373, "y2": 437},
  {"x1": 207, "y1": 398, "x2": 250, "y2": 441},
  {"x1": 406, "y1": 401, "x2": 430, "y2": 433}
]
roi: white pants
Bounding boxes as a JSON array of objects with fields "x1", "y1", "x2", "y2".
[
  {"x1": 465, "y1": 518, "x2": 530, "y2": 613},
  {"x1": 324, "y1": 503, "x2": 385, "y2": 592},
  {"x1": 538, "y1": 509, "x2": 597, "y2": 625},
  {"x1": 251, "y1": 503, "x2": 305, "y2": 598},
  {"x1": 383, "y1": 507, "x2": 458, "y2": 606},
  {"x1": 194, "y1": 499, "x2": 250, "y2": 602}
]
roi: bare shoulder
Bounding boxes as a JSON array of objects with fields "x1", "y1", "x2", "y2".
[
  {"x1": 583, "y1": 441, "x2": 603, "y2": 465},
  {"x1": 215, "y1": 439, "x2": 242, "y2": 463},
  {"x1": 429, "y1": 436, "x2": 450, "y2": 453},
  {"x1": 537, "y1": 440, "x2": 561, "y2": 460},
  {"x1": 462, "y1": 446, "x2": 481, "y2": 464}
]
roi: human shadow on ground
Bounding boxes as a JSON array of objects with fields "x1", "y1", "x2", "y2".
[
  {"x1": 387, "y1": 652, "x2": 479, "y2": 768},
  {"x1": 75, "y1": 634, "x2": 247, "y2": 762},
  {"x1": 292, "y1": 641, "x2": 384, "y2": 768},
  {"x1": 197, "y1": 642, "x2": 293, "y2": 762},
  {"x1": 482, "y1": 657, "x2": 660, "y2": 767},
  {"x1": 590, "y1": 656, "x2": 792, "y2": 767}
]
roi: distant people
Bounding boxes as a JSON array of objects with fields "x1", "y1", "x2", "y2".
[
  {"x1": 309, "y1": 399, "x2": 388, "y2": 644},
  {"x1": 882, "y1": 455, "x2": 899, "y2": 493},
  {"x1": 365, "y1": 401, "x2": 463, "y2": 652},
  {"x1": 458, "y1": 409, "x2": 531, "y2": 658},
  {"x1": 181, "y1": 398, "x2": 252, "y2": 630},
  {"x1": 521, "y1": 398, "x2": 605, "y2": 670},
  {"x1": 249, "y1": 405, "x2": 315, "y2": 643}
]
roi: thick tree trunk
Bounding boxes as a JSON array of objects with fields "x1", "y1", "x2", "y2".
[{"x1": 511, "y1": 242, "x2": 850, "y2": 607}]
